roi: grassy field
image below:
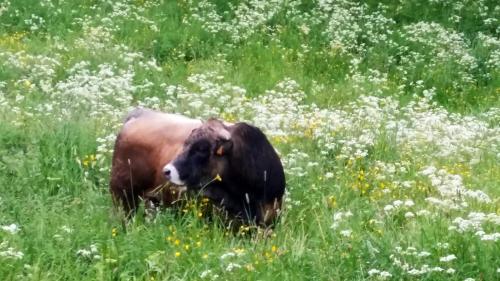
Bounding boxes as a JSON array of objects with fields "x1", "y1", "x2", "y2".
[{"x1": 0, "y1": 0, "x2": 499, "y2": 280}]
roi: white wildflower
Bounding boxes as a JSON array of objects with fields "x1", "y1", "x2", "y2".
[
  {"x1": 404, "y1": 212, "x2": 415, "y2": 219},
  {"x1": 384, "y1": 205, "x2": 394, "y2": 212},
  {"x1": 340, "y1": 229, "x2": 352, "y2": 237},
  {"x1": 417, "y1": 251, "x2": 431, "y2": 258},
  {"x1": 446, "y1": 268, "x2": 456, "y2": 274},
  {"x1": 220, "y1": 252, "x2": 236, "y2": 260},
  {"x1": 76, "y1": 249, "x2": 91, "y2": 258},
  {"x1": 439, "y1": 254, "x2": 457, "y2": 262},
  {"x1": 393, "y1": 200, "x2": 403, "y2": 207},
  {"x1": 416, "y1": 210, "x2": 431, "y2": 217},
  {"x1": 379, "y1": 271, "x2": 392, "y2": 278},
  {"x1": 404, "y1": 200, "x2": 415, "y2": 207},
  {"x1": 200, "y1": 270, "x2": 212, "y2": 278},
  {"x1": 1, "y1": 224, "x2": 20, "y2": 234},
  {"x1": 225, "y1": 262, "x2": 241, "y2": 272}
]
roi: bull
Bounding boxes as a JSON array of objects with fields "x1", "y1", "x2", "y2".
[{"x1": 110, "y1": 108, "x2": 285, "y2": 226}]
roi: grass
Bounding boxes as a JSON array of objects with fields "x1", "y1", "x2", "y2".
[{"x1": 0, "y1": 0, "x2": 499, "y2": 280}]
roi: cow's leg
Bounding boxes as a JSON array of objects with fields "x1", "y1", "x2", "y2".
[
  {"x1": 256, "y1": 198, "x2": 282, "y2": 227},
  {"x1": 110, "y1": 175, "x2": 139, "y2": 217},
  {"x1": 202, "y1": 187, "x2": 252, "y2": 224}
]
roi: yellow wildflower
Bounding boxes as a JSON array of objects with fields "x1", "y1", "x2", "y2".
[
  {"x1": 327, "y1": 195, "x2": 337, "y2": 208},
  {"x1": 214, "y1": 174, "x2": 222, "y2": 182},
  {"x1": 271, "y1": 246, "x2": 277, "y2": 253}
]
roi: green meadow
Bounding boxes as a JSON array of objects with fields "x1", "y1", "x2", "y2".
[{"x1": 0, "y1": 0, "x2": 499, "y2": 280}]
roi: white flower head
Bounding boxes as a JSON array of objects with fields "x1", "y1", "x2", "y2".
[
  {"x1": 384, "y1": 205, "x2": 394, "y2": 212},
  {"x1": 340, "y1": 229, "x2": 352, "y2": 237},
  {"x1": 1, "y1": 224, "x2": 20, "y2": 234},
  {"x1": 439, "y1": 254, "x2": 457, "y2": 262},
  {"x1": 200, "y1": 270, "x2": 212, "y2": 278},
  {"x1": 225, "y1": 262, "x2": 241, "y2": 272},
  {"x1": 404, "y1": 212, "x2": 415, "y2": 219}
]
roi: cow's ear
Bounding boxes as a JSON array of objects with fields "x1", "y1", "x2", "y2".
[{"x1": 215, "y1": 139, "x2": 233, "y2": 156}]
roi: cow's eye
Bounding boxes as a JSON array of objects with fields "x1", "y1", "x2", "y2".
[
  {"x1": 193, "y1": 141, "x2": 210, "y2": 155},
  {"x1": 196, "y1": 145, "x2": 208, "y2": 153}
]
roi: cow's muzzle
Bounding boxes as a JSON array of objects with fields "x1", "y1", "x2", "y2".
[{"x1": 163, "y1": 163, "x2": 184, "y2": 186}]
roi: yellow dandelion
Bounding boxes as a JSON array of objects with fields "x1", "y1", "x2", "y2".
[
  {"x1": 184, "y1": 244, "x2": 190, "y2": 251},
  {"x1": 234, "y1": 248, "x2": 245, "y2": 255},
  {"x1": 174, "y1": 239, "x2": 180, "y2": 246},
  {"x1": 202, "y1": 253, "x2": 208, "y2": 259},
  {"x1": 214, "y1": 174, "x2": 222, "y2": 182},
  {"x1": 175, "y1": 252, "x2": 181, "y2": 257},
  {"x1": 271, "y1": 246, "x2": 277, "y2": 253},
  {"x1": 327, "y1": 195, "x2": 337, "y2": 208}
]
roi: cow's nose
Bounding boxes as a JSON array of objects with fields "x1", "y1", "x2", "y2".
[
  {"x1": 163, "y1": 163, "x2": 183, "y2": 185},
  {"x1": 163, "y1": 167, "x2": 171, "y2": 179}
]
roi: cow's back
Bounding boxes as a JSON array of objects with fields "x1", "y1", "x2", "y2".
[{"x1": 110, "y1": 109, "x2": 201, "y2": 213}]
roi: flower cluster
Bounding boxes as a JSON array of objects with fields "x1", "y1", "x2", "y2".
[
  {"x1": 76, "y1": 243, "x2": 100, "y2": 261},
  {"x1": 0, "y1": 241, "x2": 24, "y2": 260}
]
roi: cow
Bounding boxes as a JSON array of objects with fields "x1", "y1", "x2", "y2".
[
  {"x1": 109, "y1": 108, "x2": 201, "y2": 215},
  {"x1": 110, "y1": 108, "x2": 286, "y2": 226}
]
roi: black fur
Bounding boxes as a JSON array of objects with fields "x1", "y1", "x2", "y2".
[{"x1": 170, "y1": 121, "x2": 285, "y2": 226}]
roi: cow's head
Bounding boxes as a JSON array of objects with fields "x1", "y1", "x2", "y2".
[{"x1": 163, "y1": 119, "x2": 233, "y2": 189}]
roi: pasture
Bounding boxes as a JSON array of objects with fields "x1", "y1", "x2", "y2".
[{"x1": 0, "y1": 0, "x2": 499, "y2": 280}]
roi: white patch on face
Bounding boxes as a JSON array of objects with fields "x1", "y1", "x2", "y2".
[{"x1": 163, "y1": 163, "x2": 184, "y2": 185}]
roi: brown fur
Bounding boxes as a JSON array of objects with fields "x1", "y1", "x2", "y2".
[
  {"x1": 109, "y1": 109, "x2": 202, "y2": 215},
  {"x1": 110, "y1": 109, "x2": 286, "y2": 228}
]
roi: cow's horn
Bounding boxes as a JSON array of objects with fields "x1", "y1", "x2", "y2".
[{"x1": 217, "y1": 127, "x2": 231, "y2": 140}]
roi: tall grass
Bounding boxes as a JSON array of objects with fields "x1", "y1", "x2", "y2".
[{"x1": 0, "y1": 0, "x2": 499, "y2": 280}]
